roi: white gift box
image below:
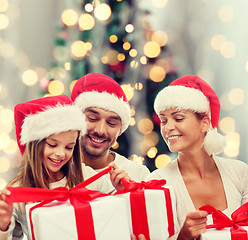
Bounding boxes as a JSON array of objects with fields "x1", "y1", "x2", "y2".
[
  {"x1": 26, "y1": 195, "x2": 131, "y2": 240},
  {"x1": 201, "y1": 226, "x2": 248, "y2": 240},
  {"x1": 116, "y1": 185, "x2": 179, "y2": 240}
]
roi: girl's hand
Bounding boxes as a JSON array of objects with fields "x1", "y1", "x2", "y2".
[
  {"x1": 108, "y1": 162, "x2": 130, "y2": 190},
  {"x1": 131, "y1": 234, "x2": 146, "y2": 240},
  {"x1": 177, "y1": 210, "x2": 208, "y2": 240},
  {"x1": 0, "y1": 189, "x2": 13, "y2": 232}
]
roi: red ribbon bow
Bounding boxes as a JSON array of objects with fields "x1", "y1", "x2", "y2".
[
  {"x1": 116, "y1": 178, "x2": 167, "y2": 194},
  {"x1": 200, "y1": 203, "x2": 248, "y2": 240},
  {"x1": 115, "y1": 178, "x2": 174, "y2": 240},
  {"x1": 6, "y1": 166, "x2": 112, "y2": 240}
]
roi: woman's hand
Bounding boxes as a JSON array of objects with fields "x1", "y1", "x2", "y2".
[
  {"x1": 108, "y1": 162, "x2": 130, "y2": 190},
  {"x1": 131, "y1": 234, "x2": 146, "y2": 240},
  {"x1": 0, "y1": 189, "x2": 13, "y2": 232},
  {"x1": 177, "y1": 210, "x2": 208, "y2": 240}
]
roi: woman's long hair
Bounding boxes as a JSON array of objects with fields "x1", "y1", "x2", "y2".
[{"x1": 8, "y1": 132, "x2": 84, "y2": 189}]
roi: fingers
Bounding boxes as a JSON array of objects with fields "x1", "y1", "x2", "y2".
[
  {"x1": 131, "y1": 234, "x2": 146, "y2": 240},
  {"x1": 180, "y1": 210, "x2": 208, "y2": 239},
  {"x1": 0, "y1": 190, "x2": 11, "y2": 202}
]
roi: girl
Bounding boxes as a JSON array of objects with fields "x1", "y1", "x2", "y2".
[
  {"x1": 146, "y1": 75, "x2": 248, "y2": 239},
  {"x1": 0, "y1": 95, "x2": 125, "y2": 240}
]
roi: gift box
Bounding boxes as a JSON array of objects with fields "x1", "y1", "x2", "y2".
[
  {"x1": 115, "y1": 179, "x2": 179, "y2": 240},
  {"x1": 26, "y1": 196, "x2": 131, "y2": 240},
  {"x1": 200, "y1": 203, "x2": 248, "y2": 240}
]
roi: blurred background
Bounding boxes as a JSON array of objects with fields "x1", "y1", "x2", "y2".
[{"x1": 1, "y1": 0, "x2": 248, "y2": 189}]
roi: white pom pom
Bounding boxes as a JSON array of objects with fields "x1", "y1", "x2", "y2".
[{"x1": 202, "y1": 128, "x2": 226, "y2": 156}]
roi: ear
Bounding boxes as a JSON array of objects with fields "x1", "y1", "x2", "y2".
[
  {"x1": 201, "y1": 115, "x2": 211, "y2": 133},
  {"x1": 118, "y1": 130, "x2": 122, "y2": 137}
]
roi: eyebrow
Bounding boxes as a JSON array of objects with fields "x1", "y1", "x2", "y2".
[
  {"x1": 85, "y1": 109, "x2": 121, "y2": 121},
  {"x1": 159, "y1": 110, "x2": 186, "y2": 117},
  {"x1": 46, "y1": 139, "x2": 76, "y2": 145}
]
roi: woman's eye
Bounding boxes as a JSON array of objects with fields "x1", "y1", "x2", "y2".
[
  {"x1": 66, "y1": 146, "x2": 74, "y2": 150},
  {"x1": 175, "y1": 118, "x2": 183, "y2": 122},
  {"x1": 47, "y1": 143, "x2": 56, "y2": 147}
]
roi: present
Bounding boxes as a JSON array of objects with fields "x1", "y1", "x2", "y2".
[
  {"x1": 200, "y1": 203, "x2": 248, "y2": 240},
  {"x1": 7, "y1": 167, "x2": 131, "y2": 240},
  {"x1": 115, "y1": 178, "x2": 179, "y2": 240}
]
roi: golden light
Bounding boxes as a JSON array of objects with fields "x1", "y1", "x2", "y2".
[
  {"x1": 144, "y1": 41, "x2": 161, "y2": 58},
  {"x1": 0, "y1": 0, "x2": 8, "y2": 12},
  {"x1": 117, "y1": 53, "x2": 125, "y2": 61},
  {"x1": 123, "y1": 42, "x2": 131, "y2": 50},
  {"x1": 144, "y1": 131, "x2": 159, "y2": 146},
  {"x1": 210, "y1": 34, "x2": 226, "y2": 51},
  {"x1": 0, "y1": 133, "x2": 10, "y2": 150},
  {"x1": 85, "y1": 42, "x2": 93, "y2": 50},
  {"x1": 219, "y1": 117, "x2": 235, "y2": 134},
  {"x1": 135, "y1": 82, "x2": 143, "y2": 90},
  {"x1": 149, "y1": 65, "x2": 166, "y2": 82},
  {"x1": 0, "y1": 108, "x2": 14, "y2": 123},
  {"x1": 22, "y1": 69, "x2": 38, "y2": 86},
  {"x1": 109, "y1": 35, "x2": 118, "y2": 43},
  {"x1": 130, "y1": 117, "x2": 136, "y2": 126},
  {"x1": 71, "y1": 41, "x2": 87, "y2": 59},
  {"x1": 152, "y1": 31, "x2": 168, "y2": 47},
  {"x1": 85, "y1": 3, "x2": 94, "y2": 12},
  {"x1": 111, "y1": 141, "x2": 119, "y2": 149},
  {"x1": 155, "y1": 154, "x2": 171, "y2": 169},
  {"x1": 50, "y1": 66, "x2": 66, "y2": 80},
  {"x1": 130, "y1": 107, "x2": 135, "y2": 116},
  {"x1": 129, "y1": 49, "x2": 137, "y2": 57},
  {"x1": 228, "y1": 88, "x2": 244, "y2": 105},
  {"x1": 0, "y1": 121, "x2": 12, "y2": 134},
  {"x1": 53, "y1": 46, "x2": 68, "y2": 61},
  {"x1": 106, "y1": 49, "x2": 119, "y2": 65},
  {"x1": 152, "y1": 0, "x2": 168, "y2": 8},
  {"x1": 79, "y1": 13, "x2": 95, "y2": 30},
  {"x1": 224, "y1": 132, "x2": 240, "y2": 158},
  {"x1": 61, "y1": 9, "x2": 78, "y2": 26},
  {"x1": 140, "y1": 56, "x2": 147, "y2": 65},
  {"x1": 138, "y1": 118, "x2": 154, "y2": 135},
  {"x1": 0, "y1": 14, "x2": 9, "y2": 30},
  {"x1": 125, "y1": 24, "x2": 134, "y2": 33},
  {"x1": 48, "y1": 80, "x2": 65, "y2": 95},
  {"x1": 94, "y1": 3, "x2": 111, "y2": 21},
  {"x1": 64, "y1": 62, "x2": 71, "y2": 71},
  {"x1": 3, "y1": 139, "x2": 18, "y2": 154},
  {"x1": 101, "y1": 56, "x2": 108, "y2": 64},
  {"x1": 218, "y1": 5, "x2": 234, "y2": 22},
  {"x1": 0, "y1": 178, "x2": 7, "y2": 190},
  {"x1": 0, "y1": 42, "x2": 15, "y2": 58},
  {"x1": 220, "y1": 41, "x2": 236, "y2": 58},
  {"x1": 129, "y1": 154, "x2": 144, "y2": 164},
  {"x1": 69, "y1": 80, "x2": 77, "y2": 92},
  {"x1": 147, "y1": 147, "x2": 158, "y2": 158},
  {"x1": 121, "y1": 84, "x2": 134, "y2": 101},
  {"x1": 0, "y1": 157, "x2": 10, "y2": 172},
  {"x1": 130, "y1": 60, "x2": 139, "y2": 68}
]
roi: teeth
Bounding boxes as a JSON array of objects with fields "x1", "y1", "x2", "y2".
[
  {"x1": 50, "y1": 159, "x2": 62, "y2": 163},
  {"x1": 91, "y1": 137, "x2": 104, "y2": 143},
  {"x1": 167, "y1": 135, "x2": 180, "y2": 140}
]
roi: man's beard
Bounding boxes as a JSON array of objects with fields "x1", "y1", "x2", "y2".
[{"x1": 82, "y1": 142, "x2": 109, "y2": 158}]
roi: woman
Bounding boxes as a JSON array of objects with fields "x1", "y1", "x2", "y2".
[{"x1": 146, "y1": 75, "x2": 248, "y2": 239}]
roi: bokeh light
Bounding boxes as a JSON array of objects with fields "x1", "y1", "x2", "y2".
[
  {"x1": 0, "y1": 14, "x2": 9, "y2": 30},
  {"x1": 155, "y1": 154, "x2": 171, "y2": 168},
  {"x1": 218, "y1": 5, "x2": 234, "y2": 22},
  {"x1": 22, "y1": 69, "x2": 38, "y2": 86},
  {"x1": 94, "y1": 3, "x2": 111, "y2": 21},
  {"x1": 224, "y1": 132, "x2": 240, "y2": 158},
  {"x1": 48, "y1": 80, "x2": 65, "y2": 95},
  {"x1": 228, "y1": 88, "x2": 244, "y2": 106},
  {"x1": 121, "y1": 84, "x2": 134, "y2": 101},
  {"x1": 138, "y1": 118, "x2": 154, "y2": 135},
  {"x1": 152, "y1": 31, "x2": 168, "y2": 47},
  {"x1": 78, "y1": 13, "x2": 95, "y2": 30},
  {"x1": 70, "y1": 41, "x2": 88, "y2": 59},
  {"x1": 144, "y1": 41, "x2": 161, "y2": 58},
  {"x1": 149, "y1": 65, "x2": 166, "y2": 82},
  {"x1": 61, "y1": 9, "x2": 78, "y2": 26},
  {"x1": 219, "y1": 117, "x2": 235, "y2": 134}
]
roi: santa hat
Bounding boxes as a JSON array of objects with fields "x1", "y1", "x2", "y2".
[
  {"x1": 154, "y1": 75, "x2": 226, "y2": 156},
  {"x1": 14, "y1": 95, "x2": 87, "y2": 155},
  {"x1": 71, "y1": 72, "x2": 131, "y2": 132}
]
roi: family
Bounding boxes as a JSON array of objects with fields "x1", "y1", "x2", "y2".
[{"x1": 1, "y1": 73, "x2": 247, "y2": 240}]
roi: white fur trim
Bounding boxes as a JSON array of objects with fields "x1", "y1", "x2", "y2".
[
  {"x1": 20, "y1": 105, "x2": 87, "y2": 144},
  {"x1": 202, "y1": 128, "x2": 226, "y2": 155},
  {"x1": 154, "y1": 85, "x2": 210, "y2": 114},
  {"x1": 74, "y1": 91, "x2": 131, "y2": 132}
]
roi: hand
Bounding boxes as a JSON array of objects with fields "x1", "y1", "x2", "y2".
[
  {"x1": 131, "y1": 234, "x2": 146, "y2": 240},
  {"x1": 177, "y1": 210, "x2": 208, "y2": 240},
  {"x1": 108, "y1": 162, "x2": 130, "y2": 190},
  {"x1": 0, "y1": 189, "x2": 13, "y2": 232}
]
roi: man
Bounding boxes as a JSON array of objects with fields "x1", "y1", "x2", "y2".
[{"x1": 71, "y1": 72, "x2": 150, "y2": 184}]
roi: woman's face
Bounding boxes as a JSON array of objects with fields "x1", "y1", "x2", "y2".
[
  {"x1": 158, "y1": 108, "x2": 209, "y2": 153},
  {"x1": 43, "y1": 130, "x2": 78, "y2": 181}
]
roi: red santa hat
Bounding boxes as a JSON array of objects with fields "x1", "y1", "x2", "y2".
[
  {"x1": 14, "y1": 95, "x2": 87, "y2": 155},
  {"x1": 154, "y1": 75, "x2": 226, "y2": 155},
  {"x1": 71, "y1": 72, "x2": 131, "y2": 132}
]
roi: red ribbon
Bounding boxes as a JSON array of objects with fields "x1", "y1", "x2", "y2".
[
  {"x1": 200, "y1": 203, "x2": 248, "y2": 240},
  {"x1": 115, "y1": 178, "x2": 174, "y2": 239},
  {"x1": 6, "y1": 166, "x2": 112, "y2": 240}
]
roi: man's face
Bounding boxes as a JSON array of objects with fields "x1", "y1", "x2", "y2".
[{"x1": 82, "y1": 107, "x2": 122, "y2": 158}]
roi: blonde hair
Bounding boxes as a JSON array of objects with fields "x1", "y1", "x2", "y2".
[{"x1": 9, "y1": 133, "x2": 84, "y2": 189}]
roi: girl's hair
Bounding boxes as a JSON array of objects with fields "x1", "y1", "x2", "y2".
[{"x1": 8, "y1": 132, "x2": 84, "y2": 189}]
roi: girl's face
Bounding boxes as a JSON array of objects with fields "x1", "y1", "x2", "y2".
[
  {"x1": 43, "y1": 130, "x2": 78, "y2": 181},
  {"x1": 159, "y1": 108, "x2": 209, "y2": 153}
]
